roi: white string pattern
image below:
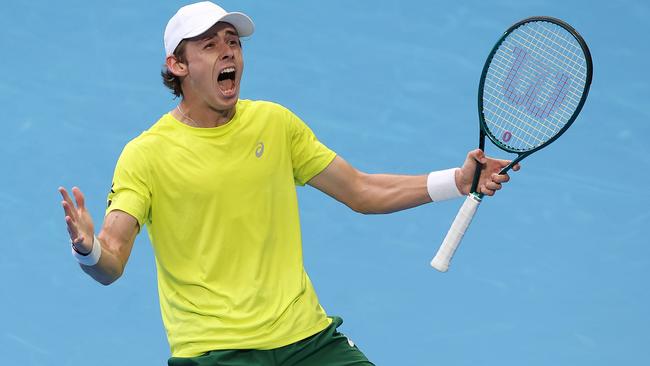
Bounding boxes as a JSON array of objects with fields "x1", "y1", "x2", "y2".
[{"x1": 482, "y1": 20, "x2": 587, "y2": 152}]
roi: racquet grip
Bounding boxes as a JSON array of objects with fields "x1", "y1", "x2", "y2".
[{"x1": 431, "y1": 194, "x2": 482, "y2": 272}]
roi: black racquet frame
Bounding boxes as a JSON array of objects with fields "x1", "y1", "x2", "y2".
[{"x1": 470, "y1": 16, "x2": 594, "y2": 196}]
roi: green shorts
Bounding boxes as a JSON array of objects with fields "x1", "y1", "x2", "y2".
[{"x1": 168, "y1": 317, "x2": 374, "y2": 366}]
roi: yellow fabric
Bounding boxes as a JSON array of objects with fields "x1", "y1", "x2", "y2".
[{"x1": 106, "y1": 100, "x2": 336, "y2": 357}]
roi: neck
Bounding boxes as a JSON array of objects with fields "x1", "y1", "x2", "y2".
[{"x1": 173, "y1": 100, "x2": 236, "y2": 128}]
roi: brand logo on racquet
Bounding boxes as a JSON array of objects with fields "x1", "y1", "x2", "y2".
[
  {"x1": 502, "y1": 47, "x2": 571, "y2": 120},
  {"x1": 502, "y1": 131, "x2": 513, "y2": 142}
]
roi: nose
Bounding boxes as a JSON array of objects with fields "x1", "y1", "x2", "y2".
[{"x1": 219, "y1": 41, "x2": 234, "y2": 60}]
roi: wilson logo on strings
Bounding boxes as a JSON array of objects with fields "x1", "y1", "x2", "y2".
[{"x1": 503, "y1": 46, "x2": 571, "y2": 120}]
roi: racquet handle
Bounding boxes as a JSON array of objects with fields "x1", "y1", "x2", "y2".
[{"x1": 431, "y1": 194, "x2": 482, "y2": 272}]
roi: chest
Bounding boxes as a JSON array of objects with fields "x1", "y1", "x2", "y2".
[{"x1": 151, "y1": 124, "x2": 292, "y2": 202}]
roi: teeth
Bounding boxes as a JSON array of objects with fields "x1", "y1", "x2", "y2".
[{"x1": 220, "y1": 67, "x2": 235, "y2": 74}]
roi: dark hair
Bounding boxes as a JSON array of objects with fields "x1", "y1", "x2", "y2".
[{"x1": 161, "y1": 40, "x2": 188, "y2": 98}]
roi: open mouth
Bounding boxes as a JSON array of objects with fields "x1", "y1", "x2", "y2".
[{"x1": 217, "y1": 67, "x2": 237, "y2": 95}]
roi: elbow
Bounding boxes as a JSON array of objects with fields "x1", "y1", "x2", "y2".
[
  {"x1": 99, "y1": 265, "x2": 124, "y2": 286},
  {"x1": 98, "y1": 273, "x2": 121, "y2": 286},
  {"x1": 98, "y1": 278, "x2": 114, "y2": 286},
  {"x1": 81, "y1": 263, "x2": 124, "y2": 286},
  {"x1": 351, "y1": 205, "x2": 382, "y2": 215},
  {"x1": 347, "y1": 195, "x2": 379, "y2": 215},
  {"x1": 345, "y1": 174, "x2": 380, "y2": 215},
  {"x1": 349, "y1": 202, "x2": 369, "y2": 214}
]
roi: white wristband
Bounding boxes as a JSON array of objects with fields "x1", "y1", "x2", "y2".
[
  {"x1": 427, "y1": 168, "x2": 463, "y2": 202},
  {"x1": 71, "y1": 235, "x2": 102, "y2": 266}
]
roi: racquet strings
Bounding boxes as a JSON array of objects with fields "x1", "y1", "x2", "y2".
[{"x1": 482, "y1": 20, "x2": 589, "y2": 152}]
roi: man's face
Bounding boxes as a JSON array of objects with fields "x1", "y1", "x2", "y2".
[{"x1": 181, "y1": 22, "x2": 244, "y2": 111}]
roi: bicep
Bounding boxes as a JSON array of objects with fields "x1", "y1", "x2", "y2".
[{"x1": 98, "y1": 210, "x2": 140, "y2": 265}]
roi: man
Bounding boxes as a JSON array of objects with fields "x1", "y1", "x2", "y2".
[{"x1": 59, "y1": 2, "x2": 518, "y2": 365}]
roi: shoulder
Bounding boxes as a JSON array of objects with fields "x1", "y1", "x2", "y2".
[
  {"x1": 124, "y1": 114, "x2": 174, "y2": 153},
  {"x1": 239, "y1": 99, "x2": 296, "y2": 119},
  {"x1": 237, "y1": 100, "x2": 305, "y2": 137},
  {"x1": 117, "y1": 114, "x2": 172, "y2": 163}
]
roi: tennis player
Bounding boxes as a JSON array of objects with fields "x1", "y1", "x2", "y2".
[{"x1": 59, "y1": 2, "x2": 518, "y2": 365}]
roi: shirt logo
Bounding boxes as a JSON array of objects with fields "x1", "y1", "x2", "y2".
[{"x1": 255, "y1": 142, "x2": 264, "y2": 158}]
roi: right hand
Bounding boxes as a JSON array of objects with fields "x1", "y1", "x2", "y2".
[
  {"x1": 59, "y1": 186, "x2": 95, "y2": 254},
  {"x1": 456, "y1": 149, "x2": 520, "y2": 196}
]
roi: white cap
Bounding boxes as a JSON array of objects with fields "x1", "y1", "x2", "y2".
[{"x1": 164, "y1": 1, "x2": 254, "y2": 56}]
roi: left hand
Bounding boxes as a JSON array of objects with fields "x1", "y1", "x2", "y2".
[
  {"x1": 455, "y1": 149, "x2": 521, "y2": 196},
  {"x1": 59, "y1": 186, "x2": 95, "y2": 253}
]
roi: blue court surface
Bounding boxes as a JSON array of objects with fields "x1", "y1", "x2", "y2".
[{"x1": 2, "y1": 1, "x2": 649, "y2": 365}]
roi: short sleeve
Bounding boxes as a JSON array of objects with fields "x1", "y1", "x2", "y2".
[
  {"x1": 105, "y1": 141, "x2": 152, "y2": 228},
  {"x1": 287, "y1": 111, "x2": 337, "y2": 186}
]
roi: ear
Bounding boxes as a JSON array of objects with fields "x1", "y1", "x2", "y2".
[{"x1": 166, "y1": 55, "x2": 189, "y2": 77}]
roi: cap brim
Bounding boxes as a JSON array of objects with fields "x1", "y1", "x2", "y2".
[{"x1": 220, "y1": 12, "x2": 254, "y2": 37}]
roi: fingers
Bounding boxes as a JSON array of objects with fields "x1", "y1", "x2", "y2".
[
  {"x1": 59, "y1": 186, "x2": 87, "y2": 216},
  {"x1": 479, "y1": 173, "x2": 510, "y2": 196},
  {"x1": 468, "y1": 149, "x2": 486, "y2": 164},
  {"x1": 59, "y1": 186, "x2": 85, "y2": 242},
  {"x1": 61, "y1": 200, "x2": 83, "y2": 242},
  {"x1": 61, "y1": 200, "x2": 75, "y2": 221},
  {"x1": 480, "y1": 183, "x2": 499, "y2": 196},
  {"x1": 59, "y1": 187, "x2": 78, "y2": 221},
  {"x1": 486, "y1": 181, "x2": 502, "y2": 190},
  {"x1": 72, "y1": 187, "x2": 86, "y2": 210},
  {"x1": 491, "y1": 172, "x2": 510, "y2": 184},
  {"x1": 65, "y1": 216, "x2": 84, "y2": 244},
  {"x1": 59, "y1": 187, "x2": 75, "y2": 211}
]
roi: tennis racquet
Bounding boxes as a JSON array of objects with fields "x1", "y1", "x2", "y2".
[{"x1": 430, "y1": 16, "x2": 593, "y2": 272}]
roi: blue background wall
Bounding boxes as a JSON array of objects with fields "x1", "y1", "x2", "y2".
[{"x1": 1, "y1": 1, "x2": 648, "y2": 365}]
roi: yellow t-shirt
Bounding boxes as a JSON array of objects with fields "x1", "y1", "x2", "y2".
[{"x1": 106, "y1": 100, "x2": 337, "y2": 357}]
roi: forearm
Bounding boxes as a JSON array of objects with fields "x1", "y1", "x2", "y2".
[
  {"x1": 71, "y1": 211, "x2": 138, "y2": 286},
  {"x1": 352, "y1": 173, "x2": 431, "y2": 214},
  {"x1": 79, "y1": 234, "x2": 127, "y2": 285},
  {"x1": 309, "y1": 157, "x2": 462, "y2": 214}
]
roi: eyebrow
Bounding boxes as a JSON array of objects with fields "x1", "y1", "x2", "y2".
[{"x1": 199, "y1": 29, "x2": 239, "y2": 42}]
